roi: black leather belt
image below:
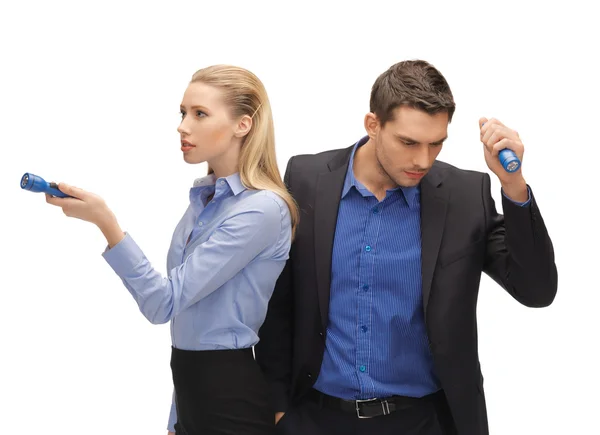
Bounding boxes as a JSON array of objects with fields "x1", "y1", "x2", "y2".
[{"x1": 307, "y1": 388, "x2": 435, "y2": 419}]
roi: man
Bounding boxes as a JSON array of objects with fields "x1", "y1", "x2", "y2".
[{"x1": 254, "y1": 60, "x2": 557, "y2": 435}]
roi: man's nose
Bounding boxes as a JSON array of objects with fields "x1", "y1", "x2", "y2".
[{"x1": 413, "y1": 146, "x2": 430, "y2": 169}]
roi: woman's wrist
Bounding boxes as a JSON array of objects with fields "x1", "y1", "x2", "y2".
[{"x1": 97, "y1": 211, "x2": 125, "y2": 248}]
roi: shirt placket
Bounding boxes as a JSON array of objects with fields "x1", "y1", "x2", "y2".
[
  {"x1": 355, "y1": 196, "x2": 383, "y2": 398},
  {"x1": 182, "y1": 186, "x2": 219, "y2": 262}
]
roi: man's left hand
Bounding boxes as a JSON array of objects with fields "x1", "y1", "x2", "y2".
[{"x1": 479, "y1": 117, "x2": 529, "y2": 201}]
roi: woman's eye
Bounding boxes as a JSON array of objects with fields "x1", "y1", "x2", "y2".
[{"x1": 196, "y1": 110, "x2": 206, "y2": 117}]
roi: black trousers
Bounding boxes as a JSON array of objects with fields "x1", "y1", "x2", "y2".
[
  {"x1": 275, "y1": 389, "x2": 444, "y2": 435},
  {"x1": 170, "y1": 346, "x2": 275, "y2": 435}
]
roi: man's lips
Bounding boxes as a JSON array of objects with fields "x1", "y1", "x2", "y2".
[{"x1": 405, "y1": 171, "x2": 426, "y2": 178}]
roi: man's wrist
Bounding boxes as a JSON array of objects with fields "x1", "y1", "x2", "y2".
[{"x1": 500, "y1": 177, "x2": 528, "y2": 203}]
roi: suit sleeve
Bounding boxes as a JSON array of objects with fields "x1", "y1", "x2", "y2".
[
  {"x1": 482, "y1": 173, "x2": 558, "y2": 307},
  {"x1": 255, "y1": 157, "x2": 295, "y2": 413}
]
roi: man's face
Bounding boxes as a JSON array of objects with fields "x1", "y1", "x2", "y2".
[{"x1": 370, "y1": 106, "x2": 448, "y2": 187}]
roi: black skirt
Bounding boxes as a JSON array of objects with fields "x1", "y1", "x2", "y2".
[{"x1": 170, "y1": 346, "x2": 275, "y2": 435}]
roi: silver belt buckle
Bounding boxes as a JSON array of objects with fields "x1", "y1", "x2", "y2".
[{"x1": 355, "y1": 397, "x2": 391, "y2": 418}]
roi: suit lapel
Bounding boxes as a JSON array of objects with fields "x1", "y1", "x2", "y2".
[
  {"x1": 314, "y1": 147, "x2": 353, "y2": 331},
  {"x1": 420, "y1": 164, "x2": 449, "y2": 315}
]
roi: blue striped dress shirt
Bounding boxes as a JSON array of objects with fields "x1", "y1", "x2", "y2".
[
  {"x1": 313, "y1": 136, "x2": 530, "y2": 401},
  {"x1": 101, "y1": 172, "x2": 292, "y2": 432},
  {"x1": 313, "y1": 137, "x2": 440, "y2": 400}
]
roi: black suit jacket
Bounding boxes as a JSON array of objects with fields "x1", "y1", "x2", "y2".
[{"x1": 255, "y1": 144, "x2": 558, "y2": 435}]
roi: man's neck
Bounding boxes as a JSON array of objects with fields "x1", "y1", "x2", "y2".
[{"x1": 353, "y1": 138, "x2": 398, "y2": 200}]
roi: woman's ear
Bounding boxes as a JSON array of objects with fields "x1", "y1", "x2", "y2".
[{"x1": 234, "y1": 115, "x2": 253, "y2": 138}]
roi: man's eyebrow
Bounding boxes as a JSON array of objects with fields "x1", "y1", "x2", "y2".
[{"x1": 395, "y1": 134, "x2": 447, "y2": 144}]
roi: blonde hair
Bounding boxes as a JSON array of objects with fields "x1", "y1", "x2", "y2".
[{"x1": 190, "y1": 65, "x2": 299, "y2": 239}]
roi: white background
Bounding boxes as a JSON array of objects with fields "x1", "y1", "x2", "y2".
[{"x1": 1, "y1": 1, "x2": 598, "y2": 434}]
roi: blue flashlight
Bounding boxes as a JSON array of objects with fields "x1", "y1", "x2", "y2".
[
  {"x1": 20, "y1": 173, "x2": 72, "y2": 198},
  {"x1": 498, "y1": 149, "x2": 521, "y2": 173},
  {"x1": 481, "y1": 122, "x2": 521, "y2": 173}
]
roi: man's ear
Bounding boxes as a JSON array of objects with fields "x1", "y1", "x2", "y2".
[
  {"x1": 234, "y1": 115, "x2": 253, "y2": 138},
  {"x1": 364, "y1": 112, "x2": 380, "y2": 139}
]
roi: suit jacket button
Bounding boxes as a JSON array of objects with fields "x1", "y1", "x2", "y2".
[{"x1": 307, "y1": 372, "x2": 312, "y2": 378}]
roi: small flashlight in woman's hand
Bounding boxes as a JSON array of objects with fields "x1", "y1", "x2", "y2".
[{"x1": 20, "y1": 172, "x2": 73, "y2": 198}]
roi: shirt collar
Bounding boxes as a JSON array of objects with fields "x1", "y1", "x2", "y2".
[
  {"x1": 221, "y1": 172, "x2": 246, "y2": 196},
  {"x1": 341, "y1": 136, "x2": 369, "y2": 198},
  {"x1": 342, "y1": 136, "x2": 420, "y2": 208},
  {"x1": 192, "y1": 172, "x2": 246, "y2": 196}
]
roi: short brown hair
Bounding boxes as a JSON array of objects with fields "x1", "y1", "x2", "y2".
[{"x1": 370, "y1": 60, "x2": 456, "y2": 126}]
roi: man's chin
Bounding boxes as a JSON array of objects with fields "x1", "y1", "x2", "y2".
[{"x1": 395, "y1": 175, "x2": 425, "y2": 188}]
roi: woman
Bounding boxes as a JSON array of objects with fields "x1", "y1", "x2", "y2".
[{"x1": 45, "y1": 65, "x2": 299, "y2": 435}]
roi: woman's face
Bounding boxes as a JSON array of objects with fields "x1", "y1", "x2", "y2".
[{"x1": 177, "y1": 82, "x2": 239, "y2": 166}]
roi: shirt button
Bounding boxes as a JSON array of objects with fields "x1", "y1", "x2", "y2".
[
  {"x1": 361, "y1": 325, "x2": 368, "y2": 332},
  {"x1": 359, "y1": 365, "x2": 366, "y2": 372},
  {"x1": 220, "y1": 180, "x2": 225, "y2": 185},
  {"x1": 362, "y1": 284, "x2": 369, "y2": 291},
  {"x1": 373, "y1": 208, "x2": 379, "y2": 214},
  {"x1": 198, "y1": 222, "x2": 203, "y2": 226},
  {"x1": 365, "y1": 245, "x2": 371, "y2": 252}
]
